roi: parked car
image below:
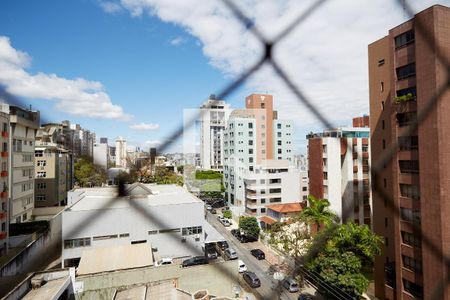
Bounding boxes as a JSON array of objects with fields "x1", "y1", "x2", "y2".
[
  {"x1": 243, "y1": 271, "x2": 261, "y2": 288},
  {"x1": 224, "y1": 248, "x2": 238, "y2": 260},
  {"x1": 238, "y1": 234, "x2": 258, "y2": 243},
  {"x1": 298, "y1": 294, "x2": 313, "y2": 300},
  {"x1": 155, "y1": 257, "x2": 173, "y2": 266},
  {"x1": 283, "y1": 276, "x2": 300, "y2": 293},
  {"x1": 205, "y1": 204, "x2": 212, "y2": 210},
  {"x1": 231, "y1": 229, "x2": 240, "y2": 237},
  {"x1": 250, "y1": 249, "x2": 265, "y2": 260},
  {"x1": 220, "y1": 218, "x2": 231, "y2": 227},
  {"x1": 182, "y1": 256, "x2": 209, "y2": 267},
  {"x1": 211, "y1": 200, "x2": 225, "y2": 208},
  {"x1": 205, "y1": 243, "x2": 218, "y2": 259},
  {"x1": 238, "y1": 259, "x2": 247, "y2": 273}
]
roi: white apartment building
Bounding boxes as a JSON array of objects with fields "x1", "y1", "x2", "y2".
[
  {"x1": 93, "y1": 143, "x2": 108, "y2": 169},
  {"x1": 9, "y1": 106, "x2": 39, "y2": 224},
  {"x1": 199, "y1": 97, "x2": 231, "y2": 171},
  {"x1": 223, "y1": 101, "x2": 299, "y2": 218},
  {"x1": 307, "y1": 125, "x2": 371, "y2": 225},
  {"x1": 299, "y1": 170, "x2": 309, "y2": 201},
  {"x1": 62, "y1": 183, "x2": 224, "y2": 267},
  {"x1": 115, "y1": 136, "x2": 127, "y2": 168},
  {"x1": 243, "y1": 160, "x2": 300, "y2": 217}
]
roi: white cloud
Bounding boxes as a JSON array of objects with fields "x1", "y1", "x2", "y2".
[
  {"x1": 113, "y1": 0, "x2": 450, "y2": 134},
  {"x1": 130, "y1": 122, "x2": 160, "y2": 130},
  {"x1": 99, "y1": 1, "x2": 123, "y2": 14},
  {"x1": 169, "y1": 36, "x2": 186, "y2": 46},
  {"x1": 0, "y1": 36, "x2": 132, "y2": 121},
  {"x1": 144, "y1": 140, "x2": 162, "y2": 147}
]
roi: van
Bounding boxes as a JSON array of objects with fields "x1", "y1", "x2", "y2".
[{"x1": 283, "y1": 276, "x2": 300, "y2": 293}]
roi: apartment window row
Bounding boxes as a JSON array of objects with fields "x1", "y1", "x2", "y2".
[
  {"x1": 400, "y1": 207, "x2": 421, "y2": 224},
  {"x1": 64, "y1": 237, "x2": 91, "y2": 249},
  {"x1": 396, "y1": 63, "x2": 416, "y2": 80},
  {"x1": 403, "y1": 279, "x2": 423, "y2": 299},
  {"x1": 12, "y1": 139, "x2": 22, "y2": 152},
  {"x1": 398, "y1": 136, "x2": 418, "y2": 151},
  {"x1": 21, "y1": 182, "x2": 33, "y2": 192},
  {"x1": 36, "y1": 195, "x2": 46, "y2": 201},
  {"x1": 399, "y1": 160, "x2": 419, "y2": 174},
  {"x1": 399, "y1": 184, "x2": 420, "y2": 200},
  {"x1": 401, "y1": 231, "x2": 421, "y2": 248},
  {"x1": 22, "y1": 169, "x2": 33, "y2": 177},
  {"x1": 394, "y1": 30, "x2": 414, "y2": 48},
  {"x1": 397, "y1": 112, "x2": 417, "y2": 127},
  {"x1": 37, "y1": 160, "x2": 46, "y2": 167},
  {"x1": 269, "y1": 188, "x2": 281, "y2": 193},
  {"x1": 402, "y1": 255, "x2": 422, "y2": 273},
  {"x1": 270, "y1": 197, "x2": 281, "y2": 203},
  {"x1": 182, "y1": 226, "x2": 202, "y2": 236},
  {"x1": 22, "y1": 154, "x2": 32, "y2": 162},
  {"x1": 36, "y1": 172, "x2": 47, "y2": 178}
]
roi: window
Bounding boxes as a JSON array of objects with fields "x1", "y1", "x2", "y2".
[
  {"x1": 1, "y1": 142, "x2": 6, "y2": 152},
  {"x1": 148, "y1": 230, "x2": 157, "y2": 235},
  {"x1": 182, "y1": 226, "x2": 202, "y2": 236},
  {"x1": 396, "y1": 86, "x2": 417, "y2": 98},
  {"x1": 400, "y1": 184, "x2": 420, "y2": 200},
  {"x1": 22, "y1": 213, "x2": 27, "y2": 221},
  {"x1": 2, "y1": 123, "x2": 6, "y2": 132},
  {"x1": 64, "y1": 237, "x2": 91, "y2": 249},
  {"x1": 400, "y1": 207, "x2": 421, "y2": 224},
  {"x1": 277, "y1": 140, "x2": 282, "y2": 146},
  {"x1": 395, "y1": 30, "x2": 414, "y2": 48},
  {"x1": 36, "y1": 195, "x2": 46, "y2": 201},
  {"x1": 397, "y1": 112, "x2": 417, "y2": 127},
  {"x1": 270, "y1": 197, "x2": 281, "y2": 203},
  {"x1": 302, "y1": 187, "x2": 307, "y2": 191},
  {"x1": 277, "y1": 123, "x2": 281, "y2": 129},
  {"x1": 261, "y1": 208, "x2": 266, "y2": 213},
  {"x1": 159, "y1": 228, "x2": 180, "y2": 234},
  {"x1": 93, "y1": 234, "x2": 118, "y2": 241},
  {"x1": 261, "y1": 198, "x2": 266, "y2": 204},
  {"x1": 378, "y1": 59, "x2": 385, "y2": 66},
  {"x1": 402, "y1": 255, "x2": 422, "y2": 273},
  {"x1": 401, "y1": 231, "x2": 421, "y2": 248},
  {"x1": 248, "y1": 140, "x2": 253, "y2": 146},
  {"x1": 396, "y1": 63, "x2": 415, "y2": 80},
  {"x1": 277, "y1": 132, "x2": 281, "y2": 138},
  {"x1": 403, "y1": 279, "x2": 423, "y2": 298},
  {"x1": 399, "y1": 160, "x2": 419, "y2": 174},
  {"x1": 249, "y1": 149, "x2": 253, "y2": 154},
  {"x1": 380, "y1": 81, "x2": 384, "y2": 92},
  {"x1": 248, "y1": 123, "x2": 253, "y2": 129},
  {"x1": 382, "y1": 139, "x2": 386, "y2": 149},
  {"x1": 36, "y1": 172, "x2": 47, "y2": 178},
  {"x1": 22, "y1": 154, "x2": 32, "y2": 162},
  {"x1": 269, "y1": 188, "x2": 281, "y2": 193},
  {"x1": 35, "y1": 150, "x2": 43, "y2": 157},
  {"x1": 277, "y1": 149, "x2": 282, "y2": 154},
  {"x1": 398, "y1": 136, "x2": 418, "y2": 150},
  {"x1": 119, "y1": 233, "x2": 130, "y2": 238}
]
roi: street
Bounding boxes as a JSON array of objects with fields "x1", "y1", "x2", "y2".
[{"x1": 206, "y1": 212, "x2": 317, "y2": 300}]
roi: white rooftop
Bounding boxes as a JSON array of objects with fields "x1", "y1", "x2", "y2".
[
  {"x1": 67, "y1": 183, "x2": 202, "y2": 212},
  {"x1": 77, "y1": 243, "x2": 154, "y2": 275}
]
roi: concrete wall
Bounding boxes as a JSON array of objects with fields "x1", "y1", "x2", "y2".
[
  {"x1": 76, "y1": 260, "x2": 239, "y2": 299},
  {"x1": 0, "y1": 212, "x2": 62, "y2": 297}
]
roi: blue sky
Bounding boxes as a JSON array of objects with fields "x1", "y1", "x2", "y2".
[
  {"x1": 1, "y1": 0, "x2": 448, "y2": 153},
  {"x1": 0, "y1": 0, "x2": 247, "y2": 150}
]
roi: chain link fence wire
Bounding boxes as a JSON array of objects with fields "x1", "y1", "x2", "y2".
[{"x1": 1, "y1": 0, "x2": 449, "y2": 299}]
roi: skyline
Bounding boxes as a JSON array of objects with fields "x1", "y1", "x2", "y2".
[{"x1": 1, "y1": 0, "x2": 449, "y2": 153}]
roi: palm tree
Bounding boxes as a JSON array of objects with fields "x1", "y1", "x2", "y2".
[{"x1": 301, "y1": 195, "x2": 337, "y2": 233}]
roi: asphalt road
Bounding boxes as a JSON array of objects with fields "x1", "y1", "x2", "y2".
[{"x1": 206, "y1": 212, "x2": 301, "y2": 300}]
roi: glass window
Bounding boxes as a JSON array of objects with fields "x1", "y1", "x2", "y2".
[{"x1": 395, "y1": 30, "x2": 414, "y2": 48}]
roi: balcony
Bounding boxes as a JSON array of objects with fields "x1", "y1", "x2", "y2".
[
  {"x1": 0, "y1": 191, "x2": 7, "y2": 198},
  {"x1": 353, "y1": 152, "x2": 358, "y2": 159},
  {"x1": 0, "y1": 212, "x2": 5, "y2": 220},
  {"x1": 362, "y1": 152, "x2": 369, "y2": 158},
  {"x1": 0, "y1": 231, "x2": 7, "y2": 239},
  {"x1": 1, "y1": 151, "x2": 7, "y2": 158},
  {"x1": 353, "y1": 166, "x2": 358, "y2": 173},
  {"x1": 0, "y1": 171, "x2": 7, "y2": 177},
  {"x1": 1, "y1": 131, "x2": 8, "y2": 138}
]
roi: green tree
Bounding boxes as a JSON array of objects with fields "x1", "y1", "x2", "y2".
[
  {"x1": 309, "y1": 249, "x2": 368, "y2": 298},
  {"x1": 268, "y1": 218, "x2": 310, "y2": 259},
  {"x1": 239, "y1": 216, "x2": 260, "y2": 238},
  {"x1": 74, "y1": 156, "x2": 107, "y2": 187},
  {"x1": 222, "y1": 210, "x2": 232, "y2": 219},
  {"x1": 301, "y1": 195, "x2": 337, "y2": 232}
]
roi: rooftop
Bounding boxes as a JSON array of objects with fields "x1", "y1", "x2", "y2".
[
  {"x1": 266, "y1": 202, "x2": 305, "y2": 213},
  {"x1": 67, "y1": 183, "x2": 202, "y2": 212},
  {"x1": 77, "y1": 243, "x2": 154, "y2": 275}
]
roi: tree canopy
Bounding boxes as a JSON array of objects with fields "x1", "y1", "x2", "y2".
[
  {"x1": 74, "y1": 156, "x2": 107, "y2": 187},
  {"x1": 239, "y1": 216, "x2": 260, "y2": 238},
  {"x1": 301, "y1": 195, "x2": 338, "y2": 232}
]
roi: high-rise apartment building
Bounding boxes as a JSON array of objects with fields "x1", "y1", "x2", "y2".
[
  {"x1": 199, "y1": 96, "x2": 231, "y2": 171},
  {"x1": 115, "y1": 137, "x2": 127, "y2": 168},
  {"x1": 34, "y1": 142, "x2": 71, "y2": 207},
  {"x1": 369, "y1": 5, "x2": 450, "y2": 300},
  {"x1": 93, "y1": 143, "x2": 108, "y2": 169},
  {"x1": 0, "y1": 103, "x2": 9, "y2": 255},
  {"x1": 223, "y1": 94, "x2": 297, "y2": 217},
  {"x1": 307, "y1": 117, "x2": 371, "y2": 225},
  {"x1": 9, "y1": 106, "x2": 39, "y2": 224}
]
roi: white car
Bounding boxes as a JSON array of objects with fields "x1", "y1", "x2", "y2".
[
  {"x1": 155, "y1": 257, "x2": 173, "y2": 266},
  {"x1": 206, "y1": 204, "x2": 212, "y2": 210},
  {"x1": 238, "y1": 260, "x2": 247, "y2": 273}
]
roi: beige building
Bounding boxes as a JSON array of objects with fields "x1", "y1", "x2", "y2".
[
  {"x1": 9, "y1": 106, "x2": 39, "y2": 224},
  {"x1": 34, "y1": 142, "x2": 71, "y2": 207}
]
